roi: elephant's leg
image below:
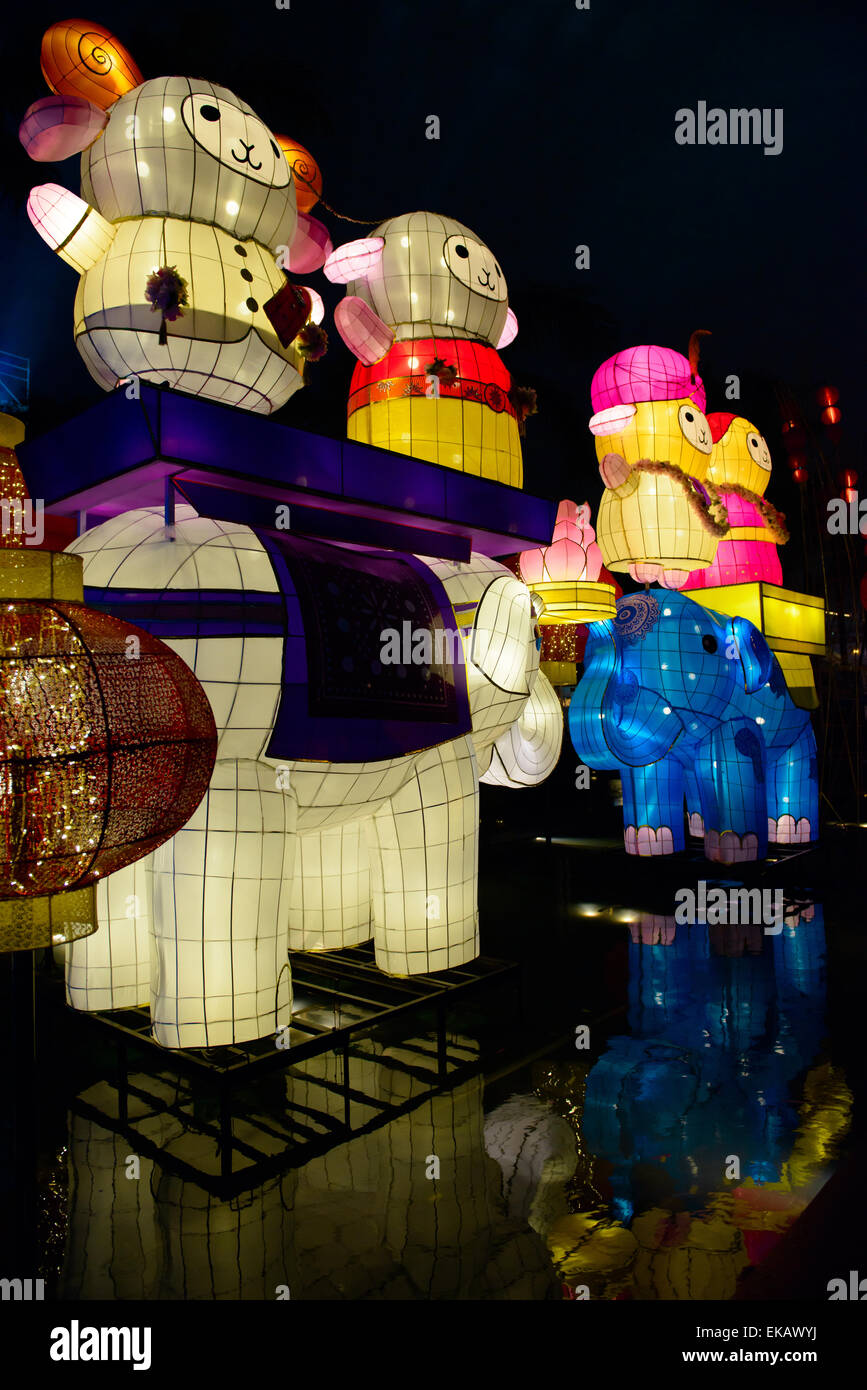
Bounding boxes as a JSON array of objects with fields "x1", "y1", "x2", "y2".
[
  {"x1": 683, "y1": 765, "x2": 706, "y2": 838},
  {"x1": 64, "y1": 856, "x2": 153, "y2": 1012},
  {"x1": 288, "y1": 820, "x2": 372, "y2": 951},
  {"x1": 151, "y1": 759, "x2": 297, "y2": 1048},
  {"x1": 696, "y1": 722, "x2": 768, "y2": 864},
  {"x1": 620, "y1": 761, "x2": 684, "y2": 855},
  {"x1": 365, "y1": 735, "x2": 479, "y2": 974},
  {"x1": 768, "y1": 724, "x2": 819, "y2": 844}
]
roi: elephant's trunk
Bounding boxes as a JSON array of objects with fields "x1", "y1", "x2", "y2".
[{"x1": 480, "y1": 670, "x2": 563, "y2": 788}]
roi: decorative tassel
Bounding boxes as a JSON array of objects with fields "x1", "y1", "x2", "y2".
[
  {"x1": 508, "y1": 384, "x2": 538, "y2": 435},
  {"x1": 145, "y1": 265, "x2": 189, "y2": 346}
]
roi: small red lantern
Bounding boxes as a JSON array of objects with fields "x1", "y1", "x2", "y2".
[
  {"x1": 816, "y1": 386, "x2": 839, "y2": 408},
  {"x1": 792, "y1": 468, "x2": 808, "y2": 484},
  {"x1": 838, "y1": 470, "x2": 858, "y2": 490},
  {"x1": 787, "y1": 452, "x2": 808, "y2": 471},
  {"x1": 822, "y1": 406, "x2": 842, "y2": 425},
  {"x1": 782, "y1": 420, "x2": 806, "y2": 450}
]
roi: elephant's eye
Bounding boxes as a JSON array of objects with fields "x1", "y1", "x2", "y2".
[{"x1": 702, "y1": 634, "x2": 718, "y2": 654}]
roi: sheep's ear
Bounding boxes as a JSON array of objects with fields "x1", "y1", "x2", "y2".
[
  {"x1": 20, "y1": 95, "x2": 107, "y2": 162},
  {"x1": 323, "y1": 237, "x2": 385, "y2": 284},
  {"x1": 284, "y1": 214, "x2": 332, "y2": 274},
  {"x1": 40, "y1": 19, "x2": 143, "y2": 109},
  {"x1": 496, "y1": 307, "x2": 518, "y2": 349}
]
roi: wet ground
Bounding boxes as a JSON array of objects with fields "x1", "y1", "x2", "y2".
[{"x1": 8, "y1": 778, "x2": 867, "y2": 1301}]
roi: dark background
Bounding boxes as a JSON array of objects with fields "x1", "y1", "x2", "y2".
[{"x1": 1, "y1": 0, "x2": 864, "y2": 581}]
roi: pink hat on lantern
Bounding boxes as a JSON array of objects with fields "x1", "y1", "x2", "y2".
[{"x1": 590, "y1": 335, "x2": 708, "y2": 416}]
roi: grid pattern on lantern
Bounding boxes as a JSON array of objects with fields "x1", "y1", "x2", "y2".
[
  {"x1": 367, "y1": 736, "x2": 478, "y2": 976},
  {"x1": 591, "y1": 346, "x2": 706, "y2": 413},
  {"x1": 347, "y1": 336, "x2": 520, "y2": 485},
  {"x1": 596, "y1": 472, "x2": 719, "y2": 573},
  {"x1": 150, "y1": 759, "x2": 296, "y2": 1049},
  {"x1": 65, "y1": 857, "x2": 152, "y2": 1011},
  {"x1": 80, "y1": 77, "x2": 295, "y2": 249},
  {"x1": 26, "y1": 185, "x2": 115, "y2": 275},
  {"x1": 359, "y1": 212, "x2": 507, "y2": 346},
  {"x1": 427, "y1": 558, "x2": 538, "y2": 746},
  {"x1": 480, "y1": 670, "x2": 563, "y2": 788},
  {"x1": 71, "y1": 215, "x2": 304, "y2": 412},
  {"x1": 594, "y1": 400, "x2": 713, "y2": 475},
  {"x1": 72, "y1": 506, "x2": 284, "y2": 763},
  {"x1": 288, "y1": 821, "x2": 372, "y2": 952}
]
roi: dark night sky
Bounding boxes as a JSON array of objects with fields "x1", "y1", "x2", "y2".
[{"x1": 0, "y1": 0, "x2": 864, "y2": 556}]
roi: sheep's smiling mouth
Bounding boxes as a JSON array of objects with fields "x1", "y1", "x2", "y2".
[
  {"x1": 232, "y1": 142, "x2": 262, "y2": 170},
  {"x1": 477, "y1": 270, "x2": 497, "y2": 291}
]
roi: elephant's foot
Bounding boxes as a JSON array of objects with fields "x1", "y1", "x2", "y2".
[
  {"x1": 768, "y1": 814, "x2": 813, "y2": 845},
  {"x1": 687, "y1": 812, "x2": 705, "y2": 838},
  {"x1": 625, "y1": 824, "x2": 676, "y2": 856},
  {"x1": 704, "y1": 829, "x2": 760, "y2": 864}
]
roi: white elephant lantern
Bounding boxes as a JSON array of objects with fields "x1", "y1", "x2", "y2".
[{"x1": 64, "y1": 507, "x2": 563, "y2": 1047}]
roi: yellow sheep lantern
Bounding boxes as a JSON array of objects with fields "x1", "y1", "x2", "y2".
[{"x1": 588, "y1": 342, "x2": 729, "y2": 590}]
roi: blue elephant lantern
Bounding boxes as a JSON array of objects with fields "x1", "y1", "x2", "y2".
[{"x1": 569, "y1": 590, "x2": 818, "y2": 863}]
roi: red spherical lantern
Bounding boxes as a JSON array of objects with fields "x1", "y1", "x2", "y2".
[
  {"x1": 792, "y1": 468, "x2": 808, "y2": 484},
  {"x1": 816, "y1": 386, "x2": 839, "y2": 408},
  {"x1": 838, "y1": 470, "x2": 858, "y2": 490},
  {"x1": 787, "y1": 452, "x2": 808, "y2": 471},
  {"x1": 1, "y1": 603, "x2": 216, "y2": 902},
  {"x1": 822, "y1": 406, "x2": 842, "y2": 425}
]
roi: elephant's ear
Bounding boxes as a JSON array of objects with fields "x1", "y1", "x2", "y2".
[
  {"x1": 600, "y1": 672, "x2": 683, "y2": 766},
  {"x1": 729, "y1": 616, "x2": 773, "y2": 693}
]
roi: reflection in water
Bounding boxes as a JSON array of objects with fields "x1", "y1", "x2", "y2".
[
  {"x1": 61, "y1": 1040, "x2": 561, "y2": 1300},
  {"x1": 484, "y1": 910, "x2": 852, "y2": 1299},
  {"x1": 56, "y1": 912, "x2": 853, "y2": 1301}
]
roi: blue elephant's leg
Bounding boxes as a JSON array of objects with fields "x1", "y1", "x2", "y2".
[
  {"x1": 288, "y1": 820, "x2": 373, "y2": 951},
  {"x1": 695, "y1": 722, "x2": 768, "y2": 864},
  {"x1": 620, "y1": 759, "x2": 685, "y2": 856},
  {"x1": 683, "y1": 764, "x2": 706, "y2": 838},
  {"x1": 365, "y1": 734, "x2": 479, "y2": 974},
  {"x1": 768, "y1": 724, "x2": 819, "y2": 844}
]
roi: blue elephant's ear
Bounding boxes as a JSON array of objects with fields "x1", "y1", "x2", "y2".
[{"x1": 730, "y1": 616, "x2": 773, "y2": 693}]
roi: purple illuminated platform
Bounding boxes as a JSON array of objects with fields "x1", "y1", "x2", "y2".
[{"x1": 18, "y1": 383, "x2": 556, "y2": 556}]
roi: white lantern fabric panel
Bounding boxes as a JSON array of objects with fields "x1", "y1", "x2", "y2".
[
  {"x1": 366, "y1": 735, "x2": 479, "y2": 976},
  {"x1": 150, "y1": 759, "x2": 297, "y2": 1049},
  {"x1": 480, "y1": 669, "x2": 563, "y2": 788},
  {"x1": 72, "y1": 216, "x2": 304, "y2": 410},
  {"x1": 287, "y1": 821, "x2": 372, "y2": 952},
  {"x1": 65, "y1": 857, "x2": 153, "y2": 1012}
]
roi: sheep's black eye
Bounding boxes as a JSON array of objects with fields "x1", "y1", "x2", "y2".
[
  {"x1": 495, "y1": 263, "x2": 501, "y2": 276},
  {"x1": 200, "y1": 104, "x2": 220, "y2": 121},
  {"x1": 684, "y1": 410, "x2": 694, "y2": 422},
  {"x1": 454, "y1": 244, "x2": 469, "y2": 258},
  {"x1": 270, "y1": 139, "x2": 280, "y2": 157},
  {"x1": 702, "y1": 633, "x2": 718, "y2": 653}
]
